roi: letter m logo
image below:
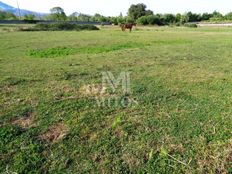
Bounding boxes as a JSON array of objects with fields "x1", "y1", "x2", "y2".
[{"x1": 102, "y1": 71, "x2": 130, "y2": 94}]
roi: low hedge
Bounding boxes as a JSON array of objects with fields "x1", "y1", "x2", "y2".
[{"x1": 19, "y1": 23, "x2": 100, "y2": 31}]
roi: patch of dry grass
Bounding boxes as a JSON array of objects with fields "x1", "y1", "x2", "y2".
[{"x1": 39, "y1": 123, "x2": 68, "y2": 143}]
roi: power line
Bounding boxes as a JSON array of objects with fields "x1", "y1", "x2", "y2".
[{"x1": 16, "y1": 0, "x2": 21, "y2": 19}]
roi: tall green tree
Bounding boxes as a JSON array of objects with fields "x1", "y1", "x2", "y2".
[
  {"x1": 117, "y1": 13, "x2": 126, "y2": 24},
  {"x1": 68, "y1": 12, "x2": 79, "y2": 21},
  {"x1": 175, "y1": 13, "x2": 182, "y2": 23},
  {"x1": 209, "y1": 11, "x2": 224, "y2": 21},
  {"x1": 162, "y1": 14, "x2": 176, "y2": 24},
  {"x1": 78, "y1": 14, "x2": 91, "y2": 22},
  {"x1": 212, "y1": 11, "x2": 223, "y2": 18},
  {"x1": 201, "y1": 13, "x2": 213, "y2": 21},
  {"x1": 180, "y1": 13, "x2": 189, "y2": 24},
  {"x1": 186, "y1": 12, "x2": 201, "y2": 22},
  {"x1": 50, "y1": 7, "x2": 67, "y2": 21},
  {"x1": 128, "y1": 3, "x2": 153, "y2": 20},
  {"x1": 225, "y1": 12, "x2": 232, "y2": 20}
]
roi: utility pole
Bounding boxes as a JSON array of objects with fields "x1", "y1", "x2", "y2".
[{"x1": 16, "y1": 0, "x2": 21, "y2": 20}]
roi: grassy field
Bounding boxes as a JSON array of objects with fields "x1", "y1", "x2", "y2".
[{"x1": 0, "y1": 24, "x2": 231, "y2": 173}]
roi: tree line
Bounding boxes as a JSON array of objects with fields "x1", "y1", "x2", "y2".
[{"x1": 1, "y1": 3, "x2": 232, "y2": 25}]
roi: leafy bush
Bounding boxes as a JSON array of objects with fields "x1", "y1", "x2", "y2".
[
  {"x1": 136, "y1": 16, "x2": 149, "y2": 25},
  {"x1": 137, "y1": 15, "x2": 162, "y2": 25},
  {"x1": 147, "y1": 15, "x2": 162, "y2": 25},
  {"x1": 19, "y1": 23, "x2": 100, "y2": 31},
  {"x1": 174, "y1": 22, "x2": 181, "y2": 26},
  {"x1": 209, "y1": 17, "x2": 225, "y2": 22},
  {"x1": 184, "y1": 23, "x2": 198, "y2": 28}
]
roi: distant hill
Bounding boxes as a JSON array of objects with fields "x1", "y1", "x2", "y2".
[{"x1": 0, "y1": 1, "x2": 47, "y2": 17}]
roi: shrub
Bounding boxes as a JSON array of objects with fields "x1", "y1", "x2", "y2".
[
  {"x1": 174, "y1": 22, "x2": 181, "y2": 26},
  {"x1": 136, "y1": 15, "x2": 163, "y2": 25},
  {"x1": 136, "y1": 16, "x2": 149, "y2": 25},
  {"x1": 147, "y1": 15, "x2": 161, "y2": 25},
  {"x1": 19, "y1": 23, "x2": 100, "y2": 31},
  {"x1": 184, "y1": 23, "x2": 198, "y2": 28}
]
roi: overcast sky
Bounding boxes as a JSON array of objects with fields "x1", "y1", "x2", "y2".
[{"x1": 2, "y1": 0, "x2": 232, "y2": 16}]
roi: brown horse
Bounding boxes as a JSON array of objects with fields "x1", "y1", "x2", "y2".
[{"x1": 120, "y1": 23, "x2": 136, "y2": 32}]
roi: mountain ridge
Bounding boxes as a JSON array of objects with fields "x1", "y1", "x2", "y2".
[{"x1": 0, "y1": 1, "x2": 47, "y2": 17}]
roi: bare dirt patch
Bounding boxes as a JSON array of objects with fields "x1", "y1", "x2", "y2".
[
  {"x1": 12, "y1": 111, "x2": 36, "y2": 129},
  {"x1": 39, "y1": 122, "x2": 68, "y2": 143}
]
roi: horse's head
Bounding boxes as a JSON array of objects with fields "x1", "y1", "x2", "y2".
[{"x1": 120, "y1": 23, "x2": 126, "y2": 31}]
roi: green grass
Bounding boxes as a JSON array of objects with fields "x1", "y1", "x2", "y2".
[
  {"x1": 27, "y1": 40, "x2": 191, "y2": 58},
  {"x1": 0, "y1": 25, "x2": 232, "y2": 173}
]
